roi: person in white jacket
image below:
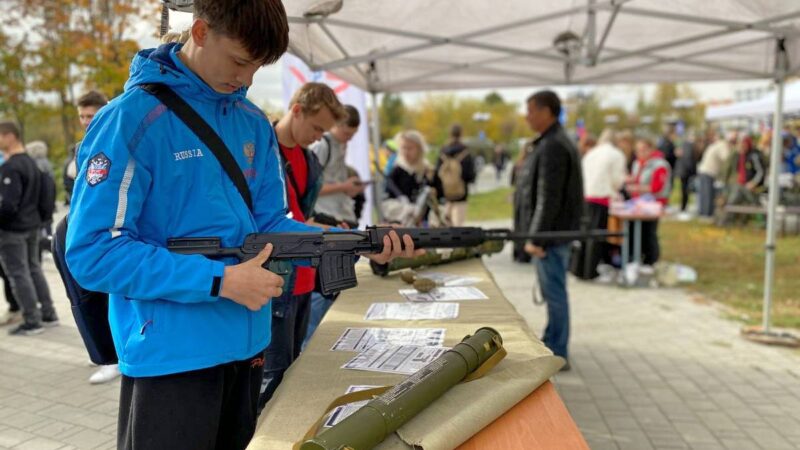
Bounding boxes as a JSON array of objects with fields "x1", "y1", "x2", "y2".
[
  {"x1": 571, "y1": 129, "x2": 627, "y2": 279},
  {"x1": 697, "y1": 130, "x2": 737, "y2": 217}
]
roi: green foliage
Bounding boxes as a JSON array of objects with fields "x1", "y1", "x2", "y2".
[
  {"x1": 380, "y1": 93, "x2": 407, "y2": 140},
  {"x1": 484, "y1": 91, "x2": 504, "y2": 105},
  {"x1": 392, "y1": 94, "x2": 529, "y2": 152},
  {"x1": 1, "y1": 0, "x2": 157, "y2": 169},
  {"x1": 0, "y1": 31, "x2": 32, "y2": 139},
  {"x1": 661, "y1": 220, "x2": 800, "y2": 330}
]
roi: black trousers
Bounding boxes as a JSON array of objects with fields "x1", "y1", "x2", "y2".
[
  {"x1": 629, "y1": 220, "x2": 660, "y2": 265},
  {"x1": 0, "y1": 263, "x2": 18, "y2": 312},
  {"x1": 0, "y1": 229, "x2": 56, "y2": 325},
  {"x1": 258, "y1": 290, "x2": 311, "y2": 411},
  {"x1": 570, "y1": 202, "x2": 610, "y2": 279},
  {"x1": 680, "y1": 175, "x2": 693, "y2": 212},
  {"x1": 118, "y1": 351, "x2": 266, "y2": 450},
  {"x1": 697, "y1": 174, "x2": 715, "y2": 217}
]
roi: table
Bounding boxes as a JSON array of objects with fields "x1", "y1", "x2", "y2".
[
  {"x1": 611, "y1": 211, "x2": 661, "y2": 277},
  {"x1": 249, "y1": 257, "x2": 587, "y2": 450},
  {"x1": 457, "y1": 381, "x2": 588, "y2": 450}
]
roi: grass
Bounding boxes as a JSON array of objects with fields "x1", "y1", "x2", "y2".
[
  {"x1": 660, "y1": 220, "x2": 800, "y2": 329},
  {"x1": 466, "y1": 187, "x2": 514, "y2": 222},
  {"x1": 468, "y1": 186, "x2": 800, "y2": 330}
]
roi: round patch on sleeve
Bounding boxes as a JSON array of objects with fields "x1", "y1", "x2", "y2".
[{"x1": 86, "y1": 152, "x2": 112, "y2": 187}]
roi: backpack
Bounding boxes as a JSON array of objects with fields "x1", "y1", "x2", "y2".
[
  {"x1": 438, "y1": 149, "x2": 468, "y2": 201},
  {"x1": 52, "y1": 217, "x2": 118, "y2": 364}
]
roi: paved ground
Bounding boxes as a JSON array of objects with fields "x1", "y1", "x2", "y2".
[
  {"x1": 0, "y1": 251, "x2": 119, "y2": 450},
  {"x1": 1, "y1": 201, "x2": 800, "y2": 449},
  {"x1": 479, "y1": 218, "x2": 800, "y2": 450}
]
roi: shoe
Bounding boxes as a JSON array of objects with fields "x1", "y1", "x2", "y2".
[
  {"x1": 41, "y1": 314, "x2": 60, "y2": 328},
  {"x1": 0, "y1": 310, "x2": 22, "y2": 326},
  {"x1": 89, "y1": 364, "x2": 121, "y2": 384},
  {"x1": 8, "y1": 322, "x2": 44, "y2": 336},
  {"x1": 560, "y1": 360, "x2": 571, "y2": 372}
]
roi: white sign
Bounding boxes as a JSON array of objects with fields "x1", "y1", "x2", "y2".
[
  {"x1": 399, "y1": 286, "x2": 489, "y2": 302},
  {"x1": 364, "y1": 302, "x2": 459, "y2": 321},
  {"x1": 331, "y1": 328, "x2": 446, "y2": 352},
  {"x1": 416, "y1": 272, "x2": 483, "y2": 287},
  {"x1": 342, "y1": 344, "x2": 450, "y2": 375}
]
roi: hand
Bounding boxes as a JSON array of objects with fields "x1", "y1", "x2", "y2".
[
  {"x1": 305, "y1": 219, "x2": 330, "y2": 230},
  {"x1": 524, "y1": 243, "x2": 546, "y2": 259},
  {"x1": 365, "y1": 230, "x2": 425, "y2": 265},
  {"x1": 342, "y1": 177, "x2": 366, "y2": 197},
  {"x1": 220, "y1": 244, "x2": 284, "y2": 311}
]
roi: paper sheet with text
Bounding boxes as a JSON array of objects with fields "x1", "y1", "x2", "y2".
[{"x1": 330, "y1": 327, "x2": 446, "y2": 352}]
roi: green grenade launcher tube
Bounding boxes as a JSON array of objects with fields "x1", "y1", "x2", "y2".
[{"x1": 300, "y1": 327, "x2": 504, "y2": 450}]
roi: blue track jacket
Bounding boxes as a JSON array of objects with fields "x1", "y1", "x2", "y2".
[{"x1": 66, "y1": 44, "x2": 318, "y2": 377}]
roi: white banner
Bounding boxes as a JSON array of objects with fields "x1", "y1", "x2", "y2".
[{"x1": 281, "y1": 53, "x2": 372, "y2": 226}]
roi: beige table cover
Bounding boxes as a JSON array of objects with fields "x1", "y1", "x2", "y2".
[{"x1": 249, "y1": 257, "x2": 563, "y2": 450}]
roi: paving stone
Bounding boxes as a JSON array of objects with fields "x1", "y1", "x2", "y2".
[
  {"x1": 60, "y1": 429, "x2": 114, "y2": 450},
  {"x1": 0, "y1": 429, "x2": 34, "y2": 448},
  {"x1": 12, "y1": 437, "x2": 63, "y2": 450},
  {"x1": 1, "y1": 218, "x2": 799, "y2": 450}
]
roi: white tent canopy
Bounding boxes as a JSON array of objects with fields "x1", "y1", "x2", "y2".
[
  {"x1": 285, "y1": 0, "x2": 800, "y2": 93},
  {"x1": 283, "y1": 0, "x2": 800, "y2": 336},
  {"x1": 706, "y1": 81, "x2": 800, "y2": 119}
]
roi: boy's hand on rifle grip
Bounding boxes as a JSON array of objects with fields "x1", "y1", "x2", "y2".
[{"x1": 220, "y1": 244, "x2": 284, "y2": 311}]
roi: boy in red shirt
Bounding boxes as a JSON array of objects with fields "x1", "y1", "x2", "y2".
[{"x1": 258, "y1": 83, "x2": 346, "y2": 409}]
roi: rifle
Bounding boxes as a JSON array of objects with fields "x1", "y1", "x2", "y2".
[
  {"x1": 167, "y1": 227, "x2": 620, "y2": 295},
  {"x1": 310, "y1": 212, "x2": 359, "y2": 230}
]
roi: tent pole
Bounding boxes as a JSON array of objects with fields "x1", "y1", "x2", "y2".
[
  {"x1": 370, "y1": 91, "x2": 385, "y2": 223},
  {"x1": 762, "y1": 40, "x2": 786, "y2": 334}
]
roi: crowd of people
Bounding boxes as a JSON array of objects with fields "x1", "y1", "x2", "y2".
[{"x1": 2, "y1": 1, "x2": 800, "y2": 449}]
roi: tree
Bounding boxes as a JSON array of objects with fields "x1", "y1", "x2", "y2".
[
  {"x1": 0, "y1": 31, "x2": 32, "y2": 140},
  {"x1": 80, "y1": 0, "x2": 156, "y2": 97},
  {"x1": 566, "y1": 91, "x2": 605, "y2": 136},
  {"x1": 14, "y1": 0, "x2": 157, "y2": 150},
  {"x1": 484, "y1": 91, "x2": 504, "y2": 106},
  {"x1": 380, "y1": 93, "x2": 406, "y2": 140}
]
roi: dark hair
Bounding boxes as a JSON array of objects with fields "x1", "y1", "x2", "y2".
[
  {"x1": 77, "y1": 90, "x2": 108, "y2": 109},
  {"x1": 450, "y1": 124, "x2": 462, "y2": 139},
  {"x1": 340, "y1": 105, "x2": 360, "y2": 128},
  {"x1": 0, "y1": 121, "x2": 21, "y2": 140},
  {"x1": 527, "y1": 90, "x2": 561, "y2": 118},
  {"x1": 194, "y1": 0, "x2": 289, "y2": 65}
]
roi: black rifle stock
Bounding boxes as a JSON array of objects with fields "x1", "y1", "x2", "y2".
[{"x1": 167, "y1": 227, "x2": 620, "y2": 295}]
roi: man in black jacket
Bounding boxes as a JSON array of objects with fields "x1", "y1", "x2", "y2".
[
  {"x1": 0, "y1": 121, "x2": 58, "y2": 336},
  {"x1": 516, "y1": 91, "x2": 583, "y2": 368}
]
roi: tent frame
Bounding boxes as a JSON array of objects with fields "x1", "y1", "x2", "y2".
[
  {"x1": 288, "y1": 2, "x2": 800, "y2": 91},
  {"x1": 289, "y1": 1, "x2": 797, "y2": 335}
]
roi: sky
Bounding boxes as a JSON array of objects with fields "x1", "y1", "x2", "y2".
[{"x1": 133, "y1": 10, "x2": 776, "y2": 114}]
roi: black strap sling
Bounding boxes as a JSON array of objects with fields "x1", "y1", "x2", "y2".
[{"x1": 140, "y1": 82, "x2": 254, "y2": 210}]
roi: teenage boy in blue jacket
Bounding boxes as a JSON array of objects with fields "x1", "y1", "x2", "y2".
[{"x1": 66, "y1": 1, "x2": 418, "y2": 448}]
